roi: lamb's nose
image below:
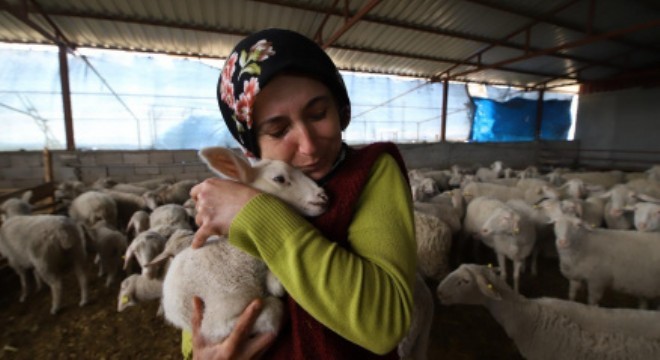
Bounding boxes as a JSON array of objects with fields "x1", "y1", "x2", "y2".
[{"x1": 318, "y1": 192, "x2": 328, "y2": 203}]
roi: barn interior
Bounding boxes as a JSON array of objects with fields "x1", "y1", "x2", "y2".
[{"x1": 1, "y1": 0, "x2": 660, "y2": 359}]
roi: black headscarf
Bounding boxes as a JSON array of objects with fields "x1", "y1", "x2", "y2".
[{"x1": 217, "y1": 28, "x2": 350, "y2": 158}]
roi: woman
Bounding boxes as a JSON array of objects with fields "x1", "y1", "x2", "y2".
[{"x1": 188, "y1": 28, "x2": 416, "y2": 359}]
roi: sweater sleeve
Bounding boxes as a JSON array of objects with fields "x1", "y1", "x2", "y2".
[{"x1": 228, "y1": 153, "x2": 417, "y2": 354}]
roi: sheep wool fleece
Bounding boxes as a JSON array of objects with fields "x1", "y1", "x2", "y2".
[{"x1": 181, "y1": 142, "x2": 415, "y2": 358}]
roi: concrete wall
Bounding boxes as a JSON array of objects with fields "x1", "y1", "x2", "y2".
[
  {"x1": 576, "y1": 87, "x2": 660, "y2": 170},
  {"x1": 0, "y1": 141, "x2": 580, "y2": 190}
]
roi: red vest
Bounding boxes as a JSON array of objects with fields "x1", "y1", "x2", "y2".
[{"x1": 267, "y1": 142, "x2": 409, "y2": 359}]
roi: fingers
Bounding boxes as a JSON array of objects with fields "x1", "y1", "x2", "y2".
[
  {"x1": 244, "y1": 332, "x2": 277, "y2": 359},
  {"x1": 192, "y1": 227, "x2": 213, "y2": 249},
  {"x1": 223, "y1": 298, "x2": 263, "y2": 351},
  {"x1": 191, "y1": 296, "x2": 206, "y2": 349}
]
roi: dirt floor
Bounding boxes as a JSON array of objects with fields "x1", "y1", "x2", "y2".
[{"x1": 0, "y1": 253, "x2": 641, "y2": 360}]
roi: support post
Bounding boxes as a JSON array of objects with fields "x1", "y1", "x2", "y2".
[
  {"x1": 59, "y1": 44, "x2": 75, "y2": 151},
  {"x1": 535, "y1": 89, "x2": 545, "y2": 140},
  {"x1": 441, "y1": 79, "x2": 449, "y2": 142}
]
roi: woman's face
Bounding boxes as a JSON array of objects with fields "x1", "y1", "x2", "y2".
[{"x1": 252, "y1": 73, "x2": 343, "y2": 181}]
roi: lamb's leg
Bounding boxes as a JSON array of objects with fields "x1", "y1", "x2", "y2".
[
  {"x1": 73, "y1": 260, "x2": 89, "y2": 307},
  {"x1": 33, "y1": 270, "x2": 43, "y2": 292},
  {"x1": 252, "y1": 296, "x2": 284, "y2": 335},
  {"x1": 39, "y1": 270, "x2": 63, "y2": 314},
  {"x1": 586, "y1": 281, "x2": 605, "y2": 306},
  {"x1": 513, "y1": 260, "x2": 523, "y2": 293},
  {"x1": 15, "y1": 267, "x2": 29, "y2": 302},
  {"x1": 496, "y1": 253, "x2": 507, "y2": 282},
  {"x1": 568, "y1": 279, "x2": 582, "y2": 301}
]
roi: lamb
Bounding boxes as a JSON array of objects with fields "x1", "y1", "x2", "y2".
[
  {"x1": 123, "y1": 230, "x2": 168, "y2": 277},
  {"x1": 479, "y1": 202, "x2": 536, "y2": 292},
  {"x1": 68, "y1": 190, "x2": 118, "y2": 229},
  {"x1": 126, "y1": 210, "x2": 150, "y2": 240},
  {"x1": 410, "y1": 176, "x2": 439, "y2": 202},
  {"x1": 143, "y1": 179, "x2": 198, "y2": 210},
  {"x1": 600, "y1": 184, "x2": 642, "y2": 229},
  {"x1": 0, "y1": 215, "x2": 88, "y2": 314},
  {"x1": 562, "y1": 170, "x2": 625, "y2": 189},
  {"x1": 475, "y1": 161, "x2": 503, "y2": 182},
  {"x1": 414, "y1": 210, "x2": 452, "y2": 281},
  {"x1": 0, "y1": 190, "x2": 32, "y2": 220},
  {"x1": 54, "y1": 180, "x2": 88, "y2": 208},
  {"x1": 100, "y1": 190, "x2": 150, "y2": 231},
  {"x1": 632, "y1": 202, "x2": 660, "y2": 232},
  {"x1": 436, "y1": 264, "x2": 660, "y2": 360},
  {"x1": 117, "y1": 274, "x2": 163, "y2": 312},
  {"x1": 553, "y1": 215, "x2": 660, "y2": 308},
  {"x1": 161, "y1": 147, "x2": 328, "y2": 343},
  {"x1": 463, "y1": 182, "x2": 555, "y2": 205},
  {"x1": 88, "y1": 220, "x2": 128, "y2": 287},
  {"x1": 144, "y1": 229, "x2": 195, "y2": 280}
]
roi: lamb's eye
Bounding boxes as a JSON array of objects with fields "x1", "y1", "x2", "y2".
[{"x1": 273, "y1": 175, "x2": 286, "y2": 184}]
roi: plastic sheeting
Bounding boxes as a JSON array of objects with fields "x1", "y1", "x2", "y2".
[{"x1": 470, "y1": 97, "x2": 572, "y2": 142}]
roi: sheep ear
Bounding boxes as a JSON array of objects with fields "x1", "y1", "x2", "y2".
[
  {"x1": 123, "y1": 248, "x2": 134, "y2": 270},
  {"x1": 198, "y1": 147, "x2": 256, "y2": 183},
  {"x1": 21, "y1": 190, "x2": 33, "y2": 203},
  {"x1": 636, "y1": 193, "x2": 660, "y2": 204},
  {"x1": 473, "y1": 271, "x2": 502, "y2": 300},
  {"x1": 597, "y1": 190, "x2": 612, "y2": 199}
]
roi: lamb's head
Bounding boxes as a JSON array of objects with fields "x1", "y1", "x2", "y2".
[
  {"x1": 436, "y1": 264, "x2": 503, "y2": 305},
  {"x1": 599, "y1": 185, "x2": 637, "y2": 218},
  {"x1": 117, "y1": 274, "x2": 138, "y2": 312},
  {"x1": 0, "y1": 190, "x2": 32, "y2": 221},
  {"x1": 481, "y1": 208, "x2": 521, "y2": 237},
  {"x1": 199, "y1": 147, "x2": 328, "y2": 217},
  {"x1": 553, "y1": 215, "x2": 588, "y2": 250},
  {"x1": 632, "y1": 202, "x2": 660, "y2": 232}
]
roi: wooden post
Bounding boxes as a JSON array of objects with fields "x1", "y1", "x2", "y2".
[
  {"x1": 59, "y1": 44, "x2": 75, "y2": 151},
  {"x1": 43, "y1": 148, "x2": 54, "y2": 183},
  {"x1": 441, "y1": 79, "x2": 449, "y2": 142},
  {"x1": 535, "y1": 89, "x2": 545, "y2": 141}
]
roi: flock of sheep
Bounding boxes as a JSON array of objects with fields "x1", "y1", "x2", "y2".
[
  {"x1": 410, "y1": 161, "x2": 660, "y2": 359},
  {"x1": 1, "y1": 149, "x2": 660, "y2": 359}
]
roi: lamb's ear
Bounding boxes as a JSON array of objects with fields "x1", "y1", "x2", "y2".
[
  {"x1": 472, "y1": 269, "x2": 502, "y2": 301},
  {"x1": 597, "y1": 190, "x2": 612, "y2": 199},
  {"x1": 198, "y1": 147, "x2": 256, "y2": 183},
  {"x1": 636, "y1": 193, "x2": 660, "y2": 204},
  {"x1": 21, "y1": 190, "x2": 33, "y2": 203}
]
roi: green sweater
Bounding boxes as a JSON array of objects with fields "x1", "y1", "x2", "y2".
[{"x1": 182, "y1": 153, "x2": 416, "y2": 356}]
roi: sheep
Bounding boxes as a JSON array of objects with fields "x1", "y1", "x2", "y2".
[
  {"x1": 479, "y1": 203, "x2": 536, "y2": 292},
  {"x1": 463, "y1": 182, "x2": 555, "y2": 205},
  {"x1": 144, "y1": 229, "x2": 195, "y2": 280},
  {"x1": 414, "y1": 199, "x2": 461, "y2": 235},
  {"x1": 397, "y1": 273, "x2": 434, "y2": 360},
  {"x1": 562, "y1": 170, "x2": 625, "y2": 189},
  {"x1": 143, "y1": 179, "x2": 198, "y2": 210},
  {"x1": 126, "y1": 210, "x2": 150, "y2": 240},
  {"x1": 54, "y1": 180, "x2": 88, "y2": 208},
  {"x1": 414, "y1": 210, "x2": 452, "y2": 281},
  {"x1": 68, "y1": 190, "x2": 118, "y2": 229},
  {"x1": 648, "y1": 165, "x2": 660, "y2": 182},
  {"x1": 553, "y1": 215, "x2": 660, "y2": 308},
  {"x1": 88, "y1": 220, "x2": 128, "y2": 287},
  {"x1": 117, "y1": 274, "x2": 163, "y2": 313},
  {"x1": 626, "y1": 178, "x2": 660, "y2": 199},
  {"x1": 436, "y1": 264, "x2": 660, "y2": 360},
  {"x1": 0, "y1": 190, "x2": 32, "y2": 221},
  {"x1": 459, "y1": 196, "x2": 511, "y2": 263},
  {"x1": 100, "y1": 190, "x2": 149, "y2": 231},
  {"x1": 162, "y1": 146, "x2": 328, "y2": 343},
  {"x1": 147, "y1": 203, "x2": 192, "y2": 239},
  {"x1": 0, "y1": 215, "x2": 88, "y2": 314},
  {"x1": 600, "y1": 184, "x2": 641, "y2": 229},
  {"x1": 123, "y1": 230, "x2": 168, "y2": 277},
  {"x1": 475, "y1": 161, "x2": 503, "y2": 182},
  {"x1": 632, "y1": 202, "x2": 660, "y2": 232},
  {"x1": 410, "y1": 176, "x2": 439, "y2": 202}
]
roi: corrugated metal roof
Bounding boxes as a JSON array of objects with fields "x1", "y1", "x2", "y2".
[{"x1": 1, "y1": 0, "x2": 659, "y2": 90}]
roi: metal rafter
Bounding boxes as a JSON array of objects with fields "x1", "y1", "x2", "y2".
[{"x1": 321, "y1": 0, "x2": 382, "y2": 49}]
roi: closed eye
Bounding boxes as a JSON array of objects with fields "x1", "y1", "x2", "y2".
[{"x1": 273, "y1": 175, "x2": 286, "y2": 184}]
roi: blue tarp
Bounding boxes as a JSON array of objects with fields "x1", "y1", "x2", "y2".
[{"x1": 470, "y1": 97, "x2": 572, "y2": 142}]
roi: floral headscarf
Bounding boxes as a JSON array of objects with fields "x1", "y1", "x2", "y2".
[{"x1": 217, "y1": 28, "x2": 350, "y2": 158}]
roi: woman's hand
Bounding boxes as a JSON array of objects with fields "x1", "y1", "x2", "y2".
[
  {"x1": 192, "y1": 297, "x2": 276, "y2": 360},
  {"x1": 190, "y1": 178, "x2": 261, "y2": 248}
]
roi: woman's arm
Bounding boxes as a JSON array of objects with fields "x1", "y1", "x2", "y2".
[{"x1": 229, "y1": 154, "x2": 416, "y2": 354}]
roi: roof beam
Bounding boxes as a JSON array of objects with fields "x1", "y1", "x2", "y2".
[
  {"x1": 464, "y1": 0, "x2": 660, "y2": 53},
  {"x1": 321, "y1": 0, "x2": 382, "y2": 49},
  {"x1": 449, "y1": 18, "x2": 660, "y2": 81}
]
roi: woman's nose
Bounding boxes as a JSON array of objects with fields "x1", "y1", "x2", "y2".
[{"x1": 296, "y1": 124, "x2": 318, "y2": 155}]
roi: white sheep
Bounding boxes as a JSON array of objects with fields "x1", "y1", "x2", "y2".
[
  {"x1": 553, "y1": 215, "x2": 660, "y2": 308},
  {"x1": 69, "y1": 190, "x2": 118, "y2": 229},
  {"x1": 475, "y1": 161, "x2": 503, "y2": 182},
  {"x1": 463, "y1": 182, "x2": 555, "y2": 205},
  {"x1": 436, "y1": 264, "x2": 660, "y2": 360},
  {"x1": 123, "y1": 230, "x2": 168, "y2": 277},
  {"x1": 88, "y1": 220, "x2": 128, "y2": 287},
  {"x1": 126, "y1": 210, "x2": 150, "y2": 240},
  {"x1": 632, "y1": 202, "x2": 660, "y2": 232},
  {"x1": 143, "y1": 179, "x2": 198, "y2": 210},
  {"x1": 161, "y1": 147, "x2": 328, "y2": 343},
  {"x1": 117, "y1": 273, "x2": 163, "y2": 313},
  {"x1": 600, "y1": 184, "x2": 641, "y2": 229},
  {"x1": 101, "y1": 189, "x2": 150, "y2": 231},
  {"x1": 562, "y1": 170, "x2": 625, "y2": 189},
  {"x1": 413, "y1": 210, "x2": 452, "y2": 281},
  {"x1": 0, "y1": 190, "x2": 32, "y2": 220},
  {"x1": 0, "y1": 215, "x2": 89, "y2": 314},
  {"x1": 144, "y1": 228, "x2": 195, "y2": 280}
]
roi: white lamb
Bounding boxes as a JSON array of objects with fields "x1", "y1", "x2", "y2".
[
  {"x1": 69, "y1": 190, "x2": 118, "y2": 229},
  {"x1": 117, "y1": 273, "x2": 163, "y2": 313},
  {"x1": 437, "y1": 264, "x2": 660, "y2": 360},
  {"x1": 126, "y1": 209, "x2": 150, "y2": 240},
  {"x1": 144, "y1": 228, "x2": 195, "y2": 280},
  {"x1": 0, "y1": 190, "x2": 32, "y2": 220},
  {"x1": 161, "y1": 147, "x2": 328, "y2": 343},
  {"x1": 632, "y1": 202, "x2": 660, "y2": 232},
  {"x1": 148, "y1": 203, "x2": 192, "y2": 239},
  {"x1": 123, "y1": 230, "x2": 168, "y2": 277},
  {"x1": 88, "y1": 220, "x2": 128, "y2": 287},
  {"x1": 553, "y1": 215, "x2": 660, "y2": 308},
  {"x1": 143, "y1": 179, "x2": 198, "y2": 210},
  {"x1": 0, "y1": 215, "x2": 88, "y2": 314},
  {"x1": 414, "y1": 210, "x2": 452, "y2": 281}
]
